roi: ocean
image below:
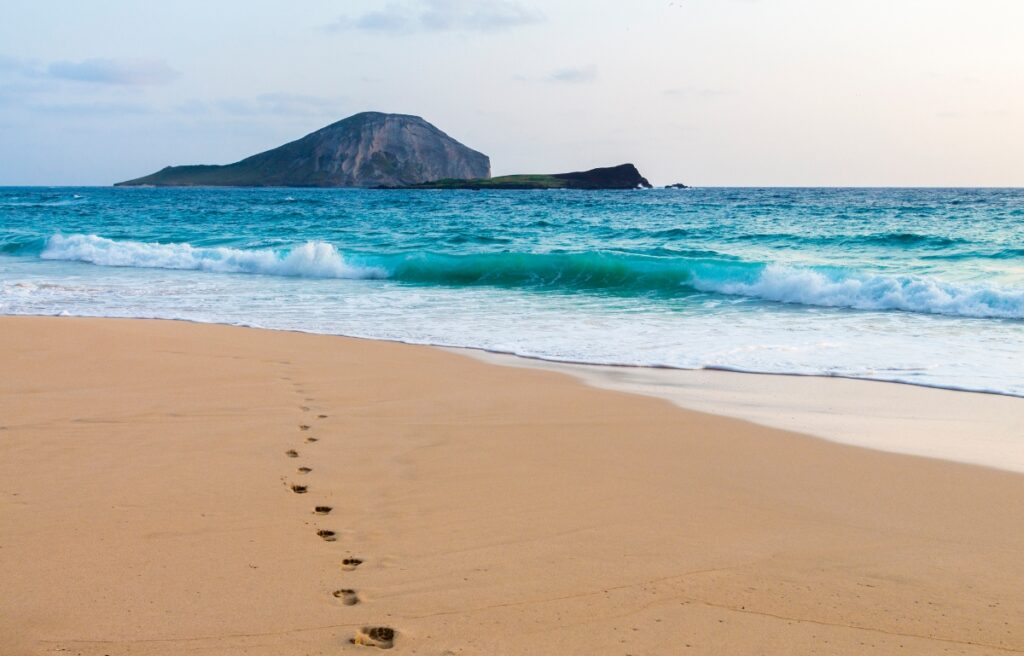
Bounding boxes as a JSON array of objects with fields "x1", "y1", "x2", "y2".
[{"x1": 1, "y1": 186, "x2": 1022, "y2": 396}]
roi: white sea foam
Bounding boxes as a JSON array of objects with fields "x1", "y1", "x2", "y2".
[
  {"x1": 3, "y1": 248, "x2": 1024, "y2": 397},
  {"x1": 41, "y1": 234, "x2": 386, "y2": 279},
  {"x1": 37, "y1": 234, "x2": 1024, "y2": 320},
  {"x1": 694, "y1": 263, "x2": 1024, "y2": 320}
]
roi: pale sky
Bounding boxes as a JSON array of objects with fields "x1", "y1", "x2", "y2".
[{"x1": 1, "y1": 0, "x2": 1022, "y2": 186}]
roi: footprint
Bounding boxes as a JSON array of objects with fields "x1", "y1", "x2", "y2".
[
  {"x1": 318, "y1": 414, "x2": 328, "y2": 419},
  {"x1": 333, "y1": 588, "x2": 360, "y2": 605},
  {"x1": 317, "y1": 529, "x2": 337, "y2": 542},
  {"x1": 291, "y1": 484, "x2": 308, "y2": 494},
  {"x1": 299, "y1": 425, "x2": 311, "y2": 431},
  {"x1": 306, "y1": 437, "x2": 319, "y2": 443},
  {"x1": 285, "y1": 449, "x2": 299, "y2": 458},
  {"x1": 314, "y1": 505, "x2": 333, "y2": 515},
  {"x1": 297, "y1": 466, "x2": 312, "y2": 474},
  {"x1": 341, "y1": 558, "x2": 363, "y2": 571},
  {"x1": 351, "y1": 627, "x2": 395, "y2": 649}
]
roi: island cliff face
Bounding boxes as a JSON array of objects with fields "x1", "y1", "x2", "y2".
[{"x1": 115, "y1": 112, "x2": 490, "y2": 188}]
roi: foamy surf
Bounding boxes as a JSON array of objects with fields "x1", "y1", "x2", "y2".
[
  {"x1": 38, "y1": 233, "x2": 1024, "y2": 320},
  {"x1": 3, "y1": 186, "x2": 1024, "y2": 399},
  {"x1": 693, "y1": 263, "x2": 1024, "y2": 320},
  {"x1": 42, "y1": 234, "x2": 386, "y2": 280}
]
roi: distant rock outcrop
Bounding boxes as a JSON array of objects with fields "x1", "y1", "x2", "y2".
[
  {"x1": 552, "y1": 164, "x2": 652, "y2": 189},
  {"x1": 115, "y1": 112, "x2": 490, "y2": 187},
  {"x1": 405, "y1": 164, "x2": 653, "y2": 190}
]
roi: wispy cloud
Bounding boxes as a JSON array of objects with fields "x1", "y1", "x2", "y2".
[
  {"x1": 29, "y1": 100, "x2": 156, "y2": 116},
  {"x1": 0, "y1": 54, "x2": 39, "y2": 76},
  {"x1": 0, "y1": 55, "x2": 178, "y2": 115},
  {"x1": 328, "y1": 0, "x2": 543, "y2": 34},
  {"x1": 548, "y1": 66, "x2": 597, "y2": 84},
  {"x1": 47, "y1": 58, "x2": 180, "y2": 86}
]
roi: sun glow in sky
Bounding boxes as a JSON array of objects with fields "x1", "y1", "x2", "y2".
[{"x1": 1, "y1": 0, "x2": 1022, "y2": 186}]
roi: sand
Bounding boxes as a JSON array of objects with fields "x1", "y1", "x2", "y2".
[
  {"x1": 460, "y1": 349, "x2": 1024, "y2": 474},
  {"x1": 1, "y1": 316, "x2": 1022, "y2": 655}
]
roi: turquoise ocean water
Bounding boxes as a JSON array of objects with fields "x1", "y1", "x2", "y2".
[{"x1": 1, "y1": 187, "x2": 1022, "y2": 395}]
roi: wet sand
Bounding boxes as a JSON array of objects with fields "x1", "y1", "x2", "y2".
[
  {"x1": 460, "y1": 349, "x2": 1024, "y2": 473},
  {"x1": 1, "y1": 316, "x2": 1022, "y2": 655}
]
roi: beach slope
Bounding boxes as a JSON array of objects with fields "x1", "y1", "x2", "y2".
[{"x1": 1, "y1": 317, "x2": 1022, "y2": 655}]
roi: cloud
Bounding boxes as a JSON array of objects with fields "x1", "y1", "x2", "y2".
[
  {"x1": 29, "y1": 100, "x2": 155, "y2": 116},
  {"x1": 0, "y1": 55, "x2": 40, "y2": 76},
  {"x1": 548, "y1": 66, "x2": 597, "y2": 84},
  {"x1": 328, "y1": 0, "x2": 542, "y2": 34},
  {"x1": 344, "y1": 5, "x2": 410, "y2": 32},
  {"x1": 47, "y1": 58, "x2": 180, "y2": 86}
]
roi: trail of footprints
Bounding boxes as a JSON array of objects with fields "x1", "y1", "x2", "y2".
[{"x1": 284, "y1": 381, "x2": 396, "y2": 649}]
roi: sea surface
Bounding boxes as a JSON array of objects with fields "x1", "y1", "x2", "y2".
[{"x1": 1, "y1": 187, "x2": 1022, "y2": 396}]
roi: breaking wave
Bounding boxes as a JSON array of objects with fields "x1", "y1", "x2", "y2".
[
  {"x1": 38, "y1": 234, "x2": 1024, "y2": 320},
  {"x1": 42, "y1": 234, "x2": 386, "y2": 279}
]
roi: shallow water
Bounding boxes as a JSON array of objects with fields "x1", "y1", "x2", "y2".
[{"x1": 1, "y1": 186, "x2": 1022, "y2": 395}]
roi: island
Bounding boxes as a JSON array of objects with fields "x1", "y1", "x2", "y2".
[
  {"x1": 396, "y1": 163, "x2": 652, "y2": 190},
  {"x1": 115, "y1": 112, "x2": 653, "y2": 190},
  {"x1": 115, "y1": 112, "x2": 490, "y2": 188}
]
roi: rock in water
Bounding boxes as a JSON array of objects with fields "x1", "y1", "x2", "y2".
[
  {"x1": 406, "y1": 163, "x2": 653, "y2": 190},
  {"x1": 115, "y1": 112, "x2": 490, "y2": 188},
  {"x1": 552, "y1": 164, "x2": 652, "y2": 189}
]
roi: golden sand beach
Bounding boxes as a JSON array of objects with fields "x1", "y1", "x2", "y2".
[{"x1": 2, "y1": 316, "x2": 1023, "y2": 655}]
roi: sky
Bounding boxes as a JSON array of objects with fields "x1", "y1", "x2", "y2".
[{"x1": 1, "y1": 0, "x2": 1022, "y2": 186}]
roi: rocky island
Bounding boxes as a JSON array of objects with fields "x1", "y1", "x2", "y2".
[
  {"x1": 399, "y1": 163, "x2": 652, "y2": 190},
  {"x1": 115, "y1": 111, "x2": 653, "y2": 190},
  {"x1": 115, "y1": 112, "x2": 490, "y2": 188}
]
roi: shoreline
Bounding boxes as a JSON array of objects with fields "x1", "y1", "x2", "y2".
[
  {"x1": 6, "y1": 309, "x2": 1024, "y2": 399},
  {"x1": 4, "y1": 312, "x2": 1024, "y2": 474},
  {"x1": 2, "y1": 316, "x2": 1023, "y2": 654},
  {"x1": 457, "y1": 348, "x2": 1024, "y2": 475}
]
